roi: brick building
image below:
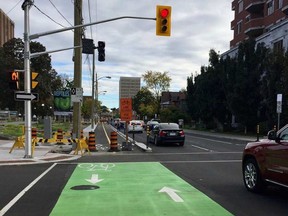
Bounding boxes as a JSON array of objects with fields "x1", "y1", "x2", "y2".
[
  {"x1": 224, "y1": 0, "x2": 288, "y2": 57},
  {"x1": 0, "y1": 9, "x2": 14, "y2": 47}
]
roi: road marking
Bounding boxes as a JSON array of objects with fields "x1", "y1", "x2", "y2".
[
  {"x1": 51, "y1": 162, "x2": 233, "y2": 216},
  {"x1": 191, "y1": 144, "x2": 212, "y2": 151},
  {"x1": 0, "y1": 163, "x2": 57, "y2": 215},
  {"x1": 159, "y1": 186, "x2": 184, "y2": 202},
  {"x1": 85, "y1": 174, "x2": 104, "y2": 184},
  {"x1": 193, "y1": 136, "x2": 233, "y2": 144}
]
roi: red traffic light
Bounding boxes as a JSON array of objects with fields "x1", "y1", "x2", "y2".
[{"x1": 160, "y1": 9, "x2": 169, "y2": 18}]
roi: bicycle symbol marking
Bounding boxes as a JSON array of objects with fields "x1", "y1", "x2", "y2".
[{"x1": 78, "y1": 163, "x2": 115, "y2": 172}]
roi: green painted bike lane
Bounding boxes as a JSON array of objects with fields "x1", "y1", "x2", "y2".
[{"x1": 50, "y1": 162, "x2": 232, "y2": 216}]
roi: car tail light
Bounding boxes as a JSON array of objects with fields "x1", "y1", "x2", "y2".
[
  {"x1": 179, "y1": 130, "x2": 185, "y2": 137},
  {"x1": 159, "y1": 130, "x2": 167, "y2": 137}
]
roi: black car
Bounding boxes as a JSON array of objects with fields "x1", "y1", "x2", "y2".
[{"x1": 148, "y1": 123, "x2": 185, "y2": 146}]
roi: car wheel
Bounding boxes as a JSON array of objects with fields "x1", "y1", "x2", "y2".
[
  {"x1": 243, "y1": 158, "x2": 264, "y2": 192},
  {"x1": 179, "y1": 142, "x2": 184, "y2": 146}
]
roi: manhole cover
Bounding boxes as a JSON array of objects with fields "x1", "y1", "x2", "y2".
[{"x1": 71, "y1": 185, "x2": 100, "y2": 190}]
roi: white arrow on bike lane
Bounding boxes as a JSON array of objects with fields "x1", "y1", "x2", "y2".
[
  {"x1": 159, "y1": 186, "x2": 184, "y2": 202},
  {"x1": 85, "y1": 174, "x2": 104, "y2": 184}
]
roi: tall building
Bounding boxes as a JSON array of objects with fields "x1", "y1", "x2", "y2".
[
  {"x1": 119, "y1": 77, "x2": 141, "y2": 109},
  {"x1": 225, "y1": 0, "x2": 288, "y2": 56},
  {"x1": 0, "y1": 9, "x2": 14, "y2": 47}
]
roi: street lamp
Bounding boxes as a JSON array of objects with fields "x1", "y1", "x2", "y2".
[{"x1": 91, "y1": 74, "x2": 111, "y2": 129}]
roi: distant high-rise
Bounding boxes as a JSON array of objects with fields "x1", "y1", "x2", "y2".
[
  {"x1": 0, "y1": 9, "x2": 14, "y2": 47},
  {"x1": 119, "y1": 77, "x2": 141, "y2": 106}
]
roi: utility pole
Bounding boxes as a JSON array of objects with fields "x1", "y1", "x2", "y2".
[{"x1": 72, "y1": 0, "x2": 82, "y2": 138}]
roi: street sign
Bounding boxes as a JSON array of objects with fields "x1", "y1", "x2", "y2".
[
  {"x1": 15, "y1": 92, "x2": 39, "y2": 101},
  {"x1": 71, "y1": 87, "x2": 83, "y2": 102},
  {"x1": 120, "y1": 98, "x2": 132, "y2": 121}
]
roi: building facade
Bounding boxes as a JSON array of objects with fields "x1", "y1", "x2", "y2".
[
  {"x1": 223, "y1": 0, "x2": 288, "y2": 57},
  {"x1": 0, "y1": 9, "x2": 14, "y2": 47},
  {"x1": 119, "y1": 76, "x2": 141, "y2": 103}
]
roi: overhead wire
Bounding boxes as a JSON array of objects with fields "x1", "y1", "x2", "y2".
[
  {"x1": 33, "y1": 4, "x2": 67, "y2": 28},
  {"x1": 6, "y1": 0, "x2": 23, "y2": 15},
  {"x1": 48, "y1": 0, "x2": 73, "y2": 27}
]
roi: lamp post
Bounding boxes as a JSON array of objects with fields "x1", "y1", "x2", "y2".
[{"x1": 91, "y1": 74, "x2": 111, "y2": 129}]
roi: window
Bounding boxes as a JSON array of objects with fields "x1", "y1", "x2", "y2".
[
  {"x1": 237, "y1": 20, "x2": 242, "y2": 34},
  {"x1": 238, "y1": 1, "x2": 243, "y2": 13},
  {"x1": 267, "y1": 0, "x2": 274, "y2": 15},
  {"x1": 278, "y1": 0, "x2": 283, "y2": 9},
  {"x1": 273, "y1": 40, "x2": 283, "y2": 53}
]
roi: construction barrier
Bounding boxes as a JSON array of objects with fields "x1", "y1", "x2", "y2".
[
  {"x1": 88, "y1": 131, "x2": 97, "y2": 152},
  {"x1": 32, "y1": 128, "x2": 37, "y2": 139},
  {"x1": 56, "y1": 128, "x2": 63, "y2": 143},
  {"x1": 74, "y1": 138, "x2": 90, "y2": 156},
  {"x1": 109, "y1": 131, "x2": 119, "y2": 152}
]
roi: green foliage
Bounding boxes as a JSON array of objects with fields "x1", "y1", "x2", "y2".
[
  {"x1": 142, "y1": 71, "x2": 171, "y2": 114},
  {"x1": 187, "y1": 40, "x2": 288, "y2": 132},
  {"x1": 0, "y1": 38, "x2": 65, "y2": 116},
  {"x1": 132, "y1": 87, "x2": 156, "y2": 118}
]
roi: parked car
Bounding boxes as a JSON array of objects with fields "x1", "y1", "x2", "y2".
[
  {"x1": 148, "y1": 123, "x2": 185, "y2": 146},
  {"x1": 127, "y1": 120, "x2": 144, "y2": 133},
  {"x1": 242, "y1": 124, "x2": 288, "y2": 192}
]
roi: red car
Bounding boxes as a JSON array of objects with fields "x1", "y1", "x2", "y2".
[{"x1": 242, "y1": 125, "x2": 288, "y2": 192}]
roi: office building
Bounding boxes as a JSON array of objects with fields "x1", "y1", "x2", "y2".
[
  {"x1": 0, "y1": 9, "x2": 14, "y2": 47},
  {"x1": 119, "y1": 77, "x2": 141, "y2": 100}
]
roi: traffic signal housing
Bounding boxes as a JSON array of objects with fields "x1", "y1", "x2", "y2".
[
  {"x1": 9, "y1": 71, "x2": 20, "y2": 90},
  {"x1": 32, "y1": 72, "x2": 39, "y2": 89},
  {"x1": 98, "y1": 41, "x2": 105, "y2": 62},
  {"x1": 156, "y1": 5, "x2": 172, "y2": 36}
]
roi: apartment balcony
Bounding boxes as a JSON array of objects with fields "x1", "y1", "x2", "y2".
[
  {"x1": 245, "y1": 0, "x2": 265, "y2": 14},
  {"x1": 244, "y1": 18, "x2": 264, "y2": 37},
  {"x1": 231, "y1": 0, "x2": 236, "y2": 11},
  {"x1": 282, "y1": 5, "x2": 288, "y2": 15}
]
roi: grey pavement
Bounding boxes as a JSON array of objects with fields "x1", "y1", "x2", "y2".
[
  {"x1": 0, "y1": 125, "x2": 96, "y2": 166},
  {"x1": 0, "y1": 124, "x2": 260, "y2": 166}
]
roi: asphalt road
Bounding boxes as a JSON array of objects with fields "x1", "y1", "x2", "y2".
[{"x1": 0, "y1": 123, "x2": 287, "y2": 216}]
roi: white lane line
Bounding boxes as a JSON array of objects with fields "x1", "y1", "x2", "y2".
[
  {"x1": 194, "y1": 136, "x2": 232, "y2": 144},
  {"x1": 0, "y1": 163, "x2": 57, "y2": 215},
  {"x1": 190, "y1": 144, "x2": 212, "y2": 152},
  {"x1": 162, "y1": 160, "x2": 242, "y2": 163}
]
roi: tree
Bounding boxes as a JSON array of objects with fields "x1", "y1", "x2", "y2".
[
  {"x1": 132, "y1": 87, "x2": 156, "y2": 118},
  {"x1": 142, "y1": 71, "x2": 171, "y2": 113},
  {"x1": 0, "y1": 38, "x2": 64, "y2": 116}
]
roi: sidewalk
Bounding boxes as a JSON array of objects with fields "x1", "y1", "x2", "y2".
[
  {"x1": 0, "y1": 124, "x2": 97, "y2": 166},
  {"x1": 0, "y1": 139, "x2": 81, "y2": 166}
]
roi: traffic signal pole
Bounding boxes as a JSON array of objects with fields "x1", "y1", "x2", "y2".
[
  {"x1": 21, "y1": 0, "x2": 156, "y2": 158},
  {"x1": 22, "y1": 0, "x2": 33, "y2": 158}
]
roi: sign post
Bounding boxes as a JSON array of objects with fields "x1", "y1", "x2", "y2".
[{"x1": 277, "y1": 94, "x2": 282, "y2": 131}]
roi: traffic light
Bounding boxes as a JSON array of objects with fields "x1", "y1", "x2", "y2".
[
  {"x1": 156, "y1": 5, "x2": 172, "y2": 36},
  {"x1": 98, "y1": 41, "x2": 105, "y2": 62},
  {"x1": 9, "y1": 71, "x2": 19, "y2": 90},
  {"x1": 32, "y1": 72, "x2": 38, "y2": 89}
]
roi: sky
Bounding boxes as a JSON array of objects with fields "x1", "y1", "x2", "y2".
[{"x1": 1, "y1": 0, "x2": 234, "y2": 109}]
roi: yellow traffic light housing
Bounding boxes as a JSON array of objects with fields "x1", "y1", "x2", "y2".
[
  {"x1": 32, "y1": 72, "x2": 38, "y2": 89},
  {"x1": 156, "y1": 5, "x2": 172, "y2": 36}
]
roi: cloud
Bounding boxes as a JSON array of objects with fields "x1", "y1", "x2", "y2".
[{"x1": 1, "y1": 0, "x2": 233, "y2": 108}]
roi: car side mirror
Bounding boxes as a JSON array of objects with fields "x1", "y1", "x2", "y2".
[{"x1": 267, "y1": 130, "x2": 277, "y2": 140}]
